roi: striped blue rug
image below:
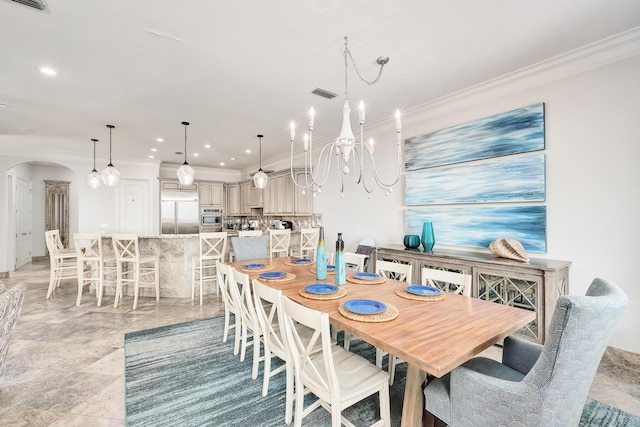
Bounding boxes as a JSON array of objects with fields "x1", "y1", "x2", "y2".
[{"x1": 124, "y1": 316, "x2": 640, "y2": 426}]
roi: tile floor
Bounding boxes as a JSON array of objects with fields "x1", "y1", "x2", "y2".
[{"x1": 0, "y1": 260, "x2": 638, "y2": 426}]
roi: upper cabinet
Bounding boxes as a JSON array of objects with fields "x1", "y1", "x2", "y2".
[
  {"x1": 263, "y1": 169, "x2": 312, "y2": 216},
  {"x1": 225, "y1": 184, "x2": 240, "y2": 215},
  {"x1": 198, "y1": 181, "x2": 224, "y2": 208},
  {"x1": 160, "y1": 179, "x2": 197, "y2": 192}
]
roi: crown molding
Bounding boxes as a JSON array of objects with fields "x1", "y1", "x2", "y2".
[{"x1": 406, "y1": 26, "x2": 640, "y2": 120}]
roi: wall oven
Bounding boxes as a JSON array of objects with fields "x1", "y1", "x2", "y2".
[{"x1": 200, "y1": 208, "x2": 223, "y2": 230}]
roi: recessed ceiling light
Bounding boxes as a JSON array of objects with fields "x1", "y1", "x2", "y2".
[
  {"x1": 150, "y1": 148, "x2": 158, "y2": 152},
  {"x1": 230, "y1": 157, "x2": 236, "y2": 161},
  {"x1": 220, "y1": 162, "x2": 225, "y2": 166},
  {"x1": 156, "y1": 137, "x2": 164, "y2": 142},
  {"x1": 39, "y1": 66, "x2": 57, "y2": 76},
  {"x1": 193, "y1": 153, "x2": 199, "y2": 157},
  {"x1": 148, "y1": 155, "x2": 155, "y2": 159},
  {"x1": 204, "y1": 144, "x2": 211, "y2": 149},
  {"x1": 245, "y1": 149, "x2": 251, "y2": 154}
]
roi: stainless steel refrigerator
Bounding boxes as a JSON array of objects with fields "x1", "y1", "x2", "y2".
[{"x1": 161, "y1": 190, "x2": 199, "y2": 235}]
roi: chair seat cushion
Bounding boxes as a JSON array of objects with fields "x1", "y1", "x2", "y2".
[
  {"x1": 231, "y1": 235, "x2": 269, "y2": 262},
  {"x1": 424, "y1": 356, "x2": 526, "y2": 423}
]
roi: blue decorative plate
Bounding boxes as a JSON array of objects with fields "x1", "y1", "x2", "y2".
[
  {"x1": 326, "y1": 265, "x2": 336, "y2": 271},
  {"x1": 259, "y1": 271, "x2": 287, "y2": 279},
  {"x1": 292, "y1": 258, "x2": 312, "y2": 264},
  {"x1": 352, "y1": 272, "x2": 381, "y2": 281},
  {"x1": 304, "y1": 284, "x2": 339, "y2": 294},
  {"x1": 343, "y1": 299, "x2": 387, "y2": 315},
  {"x1": 243, "y1": 263, "x2": 266, "y2": 270},
  {"x1": 405, "y1": 285, "x2": 443, "y2": 296}
]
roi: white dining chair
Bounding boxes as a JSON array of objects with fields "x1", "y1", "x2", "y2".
[
  {"x1": 268, "y1": 229, "x2": 291, "y2": 259},
  {"x1": 421, "y1": 267, "x2": 471, "y2": 296},
  {"x1": 344, "y1": 260, "x2": 413, "y2": 385},
  {"x1": 45, "y1": 229, "x2": 78, "y2": 299},
  {"x1": 280, "y1": 295, "x2": 391, "y2": 427},
  {"x1": 216, "y1": 261, "x2": 242, "y2": 355},
  {"x1": 73, "y1": 233, "x2": 116, "y2": 306},
  {"x1": 290, "y1": 228, "x2": 319, "y2": 259},
  {"x1": 232, "y1": 268, "x2": 262, "y2": 379},
  {"x1": 343, "y1": 252, "x2": 366, "y2": 272},
  {"x1": 191, "y1": 232, "x2": 227, "y2": 305},
  {"x1": 111, "y1": 234, "x2": 159, "y2": 309}
]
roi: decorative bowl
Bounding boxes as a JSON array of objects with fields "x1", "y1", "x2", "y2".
[{"x1": 403, "y1": 234, "x2": 421, "y2": 249}]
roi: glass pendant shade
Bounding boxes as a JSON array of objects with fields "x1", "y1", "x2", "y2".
[
  {"x1": 177, "y1": 163, "x2": 195, "y2": 186},
  {"x1": 101, "y1": 164, "x2": 120, "y2": 187},
  {"x1": 86, "y1": 170, "x2": 102, "y2": 189},
  {"x1": 177, "y1": 121, "x2": 195, "y2": 185},
  {"x1": 102, "y1": 125, "x2": 120, "y2": 187},
  {"x1": 86, "y1": 138, "x2": 102, "y2": 189},
  {"x1": 253, "y1": 169, "x2": 268, "y2": 189}
]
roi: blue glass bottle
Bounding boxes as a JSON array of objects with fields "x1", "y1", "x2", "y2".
[
  {"x1": 335, "y1": 232, "x2": 346, "y2": 285},
  {"x1": 315, "y1": 227, "x2": 327, "y2": 281}
]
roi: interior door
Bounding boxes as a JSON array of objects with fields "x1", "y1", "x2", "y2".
[{"x1": 15, "y1": 177, "x2": 32, "y2": 268}]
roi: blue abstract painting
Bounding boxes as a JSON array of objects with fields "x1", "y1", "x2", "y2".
[
  {"x1": 404, "y1": 103, "x2": 545, "y2": 170},
  {"x1": 406, "y1": 206, "x2": 547, "y2": 252},
  {"x1": 405, "y1": 154, "x2": 546, "y2": 205}
]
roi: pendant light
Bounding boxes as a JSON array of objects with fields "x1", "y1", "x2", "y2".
[
  {"x1": 101, "y1": 124, "x2": 120, "y2": 186},
  {"x1": 85, "y1": 138, "x2": 102, "y2": 189},
  {"x1": 253, "y1": 134, "x2": 268, "y2": 189},
  {"x1": 177, "y1": 121, "x2": 195, "y2": 186}
]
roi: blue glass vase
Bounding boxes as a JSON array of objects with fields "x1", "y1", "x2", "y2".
[
  {"x1": 421, "y1": 222, "x2": 435, "y2": 252},
  {"x1": 315, "y1": 227, "x2": 327, "y2": 280}
]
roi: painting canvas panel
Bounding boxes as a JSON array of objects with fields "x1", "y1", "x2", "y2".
[
  {"x1": 404, "y1": 102, "x2": 545, "y2": 170},
  {"x1": 406, "y1": 205, "x2": 547, "y2": 252},
  {"x1": 405, "y1": 154, "x2": 546, "y2": 205}
]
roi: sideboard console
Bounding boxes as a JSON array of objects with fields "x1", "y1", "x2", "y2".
[{"x1": 375, "y1": 245, "x2": 571, "y2": 344}]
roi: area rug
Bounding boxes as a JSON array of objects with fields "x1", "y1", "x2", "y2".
[{"x1": 124, "y1": 316, "x2": 639, "y2": 427}]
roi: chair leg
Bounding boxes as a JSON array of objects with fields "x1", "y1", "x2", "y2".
[
  {"x1": 240, "y1": 324, "x2": 248, "y2": 361},
  {"x1": 199, "y1": 273, "x2": 203, "y2": 306},
  {"x1": 251, "y1": 331, "x2": 261, "y2": 380},
  {"x1": 389, "y1": 356, "x2": 396, "y2": 386},
  {"x1": 223, "y1": 308, "x2": 230, "y2": 342},
  {"x1": 154, "y1": 259, "x2": 160, "y2": 301},
  {"x1": 233, "y1": 313, "x2": 241, "y2": 355},
  {"x1": 76, "y1": 264, "x2": 84, "y2": 307},
  {"x1": 284, "y1": 362, "x2": 294, "y2": 424},
  {"x1": 379, "y1": 383, "x2": 391, "y2": 427}
]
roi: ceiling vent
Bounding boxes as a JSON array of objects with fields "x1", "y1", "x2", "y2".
[
  {"x1": 9, "y1": 0, "x2": 48, "y2": 11},
  {"x1": 311, "y1": 88, "x2": 338, "y2": 99}
]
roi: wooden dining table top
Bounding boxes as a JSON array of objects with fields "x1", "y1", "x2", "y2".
[{"x1": 227, "y1": 256, "x2": 535, "y2": 378}]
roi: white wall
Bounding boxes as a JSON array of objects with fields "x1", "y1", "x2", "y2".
[{"x1": 310, "y1": 54, "x2": 640, "y2": 354}]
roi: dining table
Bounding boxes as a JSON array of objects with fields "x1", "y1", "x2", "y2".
[{"x1": 227, "y1": 256, "x2": 536, "y2": 427}]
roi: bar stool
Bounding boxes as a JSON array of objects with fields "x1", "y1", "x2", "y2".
[
  {"x1": 111, "y1": 234, "x2": 159, "y2": 309},
  {"x1": 268, "y1": 229, "x2": 290, "y2": 259},
  {"x1": 192, "y1": 232, "x2": 227, "y2": 305},
  {"x1": 45, "y1": 229, "x2": 77, "y2": 299},
  {"x1": 290, "y1": 228, "x2": 318, "y2": 259},
  {"x1": 74, "y1": 233, "x2": 116, "y2": 306}
]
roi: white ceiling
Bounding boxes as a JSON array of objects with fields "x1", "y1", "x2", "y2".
[{"x1": 1, "y1": 0, "x2": 640, "y2": 171}]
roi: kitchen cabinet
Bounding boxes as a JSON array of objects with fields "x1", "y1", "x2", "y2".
[
  {"x1": 263, "y1": 169, "x2": 312, "y2": 216},
  {"x1": 198, "y1": 181, "x2": 224, "y2": 207},
  {"x1": 240, "y1": 181, "x2": 251, "y2": 215},
  {"x1": 225, "y1": 184, "x2": 240, "y2": 215},
  {"x1": 160, "y1": 179, "x2": 197, "y2": 192},
  {"x1": 374, "y1": 246, "x2": 571, "y2": 344}
]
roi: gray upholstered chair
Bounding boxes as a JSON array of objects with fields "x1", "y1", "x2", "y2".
[
  {"x1": 423, "y1": 277, "x2": 628, "y2": 427},
  {"x1": 0, "y1": 283, "x2": 27, "y2": 379},
  {"x1": 230, "y1": 235, "x2": 269, "y2": 262}
]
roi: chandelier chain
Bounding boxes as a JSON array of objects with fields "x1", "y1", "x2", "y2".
[{"x1": 343, "y1": 36, "x2": 386, "y2": 99}]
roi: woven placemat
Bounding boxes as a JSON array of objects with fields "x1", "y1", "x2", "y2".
[
  {"x1": 310, "y1": 268, "x2": 335, "y2": 275},
  {"x1": 285, "y1": 261, "x2": 313, "y2": 267},
  {"x1": 395, "y1": 287, "x2": 446, "y2": 302},
  {"x1": 258, "y1": 273, "x2": 297, "y2": 282},
  {"x1": 338, "y1": 303, "x2": 399, "y2": 323},
  {"x1": 346, "y1": 274, "x2": 386, "y2": 285},
  {"x1": 241, "y1": 265, "x2": 275, "y2": 273},
  {"x1": 299, "y1": 287, "x2": 347, "y2": 300}
]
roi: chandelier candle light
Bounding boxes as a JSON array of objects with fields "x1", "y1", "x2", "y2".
[
  {"x1": 289, "y1": 36, "x2": 403, "y2": 198},
  {"x1": 177, "y1": 121, "x2": 195, "y2": 186},
  {"x1": 101, "y1": 124, "x2": 120, "y2": 187},
  {"x1": 86, "y1": 138, "x2": 102, "y2": 189}
]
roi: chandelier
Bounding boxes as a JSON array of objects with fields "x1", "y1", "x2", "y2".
[
  {"x1": 289, "y1": 36, "x2": 402, "y2": 198},
  {"x1": 101, "y1": 124, "x2": 120, "y2": 187},
  {"x1": 86, "y1": 138, "x2": 102, "y2": 189},
  {"x1": 176, "y1": 121, "x2": 195, "y2": 186}
]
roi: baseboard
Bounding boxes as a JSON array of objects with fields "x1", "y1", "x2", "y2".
[
  {"x1": 603, "y1": 346, "x2": 640, "y2": 370},
  {"x1": 32, "y1": 256, "x2": 48, "y2": 262},
  {"x1": 0, "y1": 271, "x2": 8, "y2": 279}
]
